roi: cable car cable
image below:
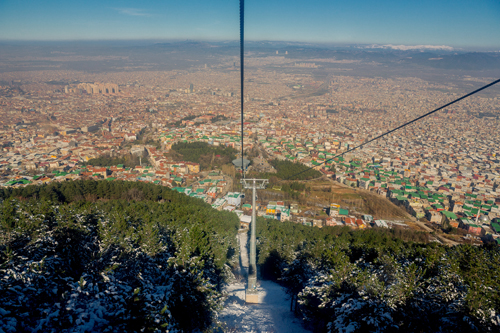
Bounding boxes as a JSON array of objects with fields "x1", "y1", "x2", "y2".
[
  {"x1": 240, "y1": 0, "x2": 245, "y2": 178},
  {"x1": 283, "y1": 78, "x2": 500, "y2": 181}
]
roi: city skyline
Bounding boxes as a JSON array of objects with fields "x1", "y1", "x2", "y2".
[{"x1": 0, "y1": 0, "x2": 499, "y2": 49}]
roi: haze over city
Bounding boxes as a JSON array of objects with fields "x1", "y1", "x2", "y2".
[{"x1": 1, "y1": 1, "x2": 500, "y2": 332}]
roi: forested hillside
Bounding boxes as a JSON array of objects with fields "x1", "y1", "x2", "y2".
[
  {"x1": 256, "y1": 159, "x2": 322, "y2": 180},
  {"x1": 256, "y1": 218, "x2": 500, "y2": 332},
  {"x1": 0, "y1": 180, "x2": 239, "y2": 332},
  {"x1": 169, "y1": 142, "x2": 237, "y2": 170},
  {"x1": 2, "y1": 180, "x2": 499, "y2": 332}
]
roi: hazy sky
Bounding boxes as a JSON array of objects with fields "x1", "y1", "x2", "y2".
[{"x1": 0, "y1": 0, "x2": 499, "y2": 48}]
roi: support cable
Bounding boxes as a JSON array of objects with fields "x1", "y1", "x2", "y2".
[
  {"x1": 283, "y1": 78, "x2": 500, "y2": 181},
  {"x1": 240, "y1": 0, "x2": 245, "y2": 178}
]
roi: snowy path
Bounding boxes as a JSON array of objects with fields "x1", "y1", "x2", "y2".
[{"x1": 219, "y1": 232, "x2": 311, "y2": 333}]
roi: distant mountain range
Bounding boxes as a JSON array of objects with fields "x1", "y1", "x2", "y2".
[
  {"x1": 0, "y1": 40, "x2": 499, "y2": 72},
  {"x1": 366, "y1": 44, "x2": 455, "y2": 51},
  {"x1": 153, "y1": 40, "x2": 500, "y2": 71}
]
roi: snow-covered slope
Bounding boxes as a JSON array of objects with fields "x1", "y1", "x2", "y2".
[{"x1": 219, "y1": 233, "x2": 311, "y2": 333}]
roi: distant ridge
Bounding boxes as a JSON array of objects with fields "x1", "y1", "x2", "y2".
[{"x1": 367, "y1": 44, "x2": 454, "y2": 51}]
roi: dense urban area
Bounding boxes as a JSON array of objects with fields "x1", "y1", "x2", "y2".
[
  {"x1": 1, "y1": 52, "x2": 499, "y2": 246},
  {"x1": 1, "y1": 43, "x2": 500, "y2": 332}
]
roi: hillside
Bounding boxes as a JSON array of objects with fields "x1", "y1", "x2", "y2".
[
  {"x1": 255, "y1": 218, "x2": 500, "y2": 332},
  {"x1": 1, "y1": 180, "x2": 499, "y2": 332},
  {"x1": 0, "y1": 180, "x2": 239, "y2": 332},
  {"x1": 168, "y1": 141, "x2": 237, "y2": 170},
  {"x1": 309, "y1": 180, "x2": 410, "y2": 219},
  {"x1": 253, "y1": 159, "x2": 322, "y2": 181}
]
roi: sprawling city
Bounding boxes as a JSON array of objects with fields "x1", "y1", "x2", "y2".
[
  {"x1": 2, "y1": 46, "x2": 500, "y2": 243},
  {"x1": 1, "y1": 0, "x2": 500, "y2": 332}
]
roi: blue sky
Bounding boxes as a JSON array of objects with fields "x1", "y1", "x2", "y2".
[{"x1": 0, "y1": 0, "x2": 499, "y2": 48}]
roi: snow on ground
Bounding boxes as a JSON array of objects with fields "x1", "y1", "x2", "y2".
[{"x1": 219, "y1": 232, "x2": 311, "y2": 333}]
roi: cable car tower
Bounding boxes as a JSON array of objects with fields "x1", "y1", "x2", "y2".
[
  {"x1": 238, "y1": 0, "x2": 268, "y2": 304},
  {"x1": 241, "y1": 178, "x2": 267, "y2": 303}
]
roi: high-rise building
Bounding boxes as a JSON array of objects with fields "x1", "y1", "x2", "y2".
[{"x1": 189, "y1": 83, "x2": 194, "y2": 93}]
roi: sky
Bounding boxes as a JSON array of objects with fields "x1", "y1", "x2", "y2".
[{"x1": 0, "y1": 0, "x2": 499, "y2": 49}]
